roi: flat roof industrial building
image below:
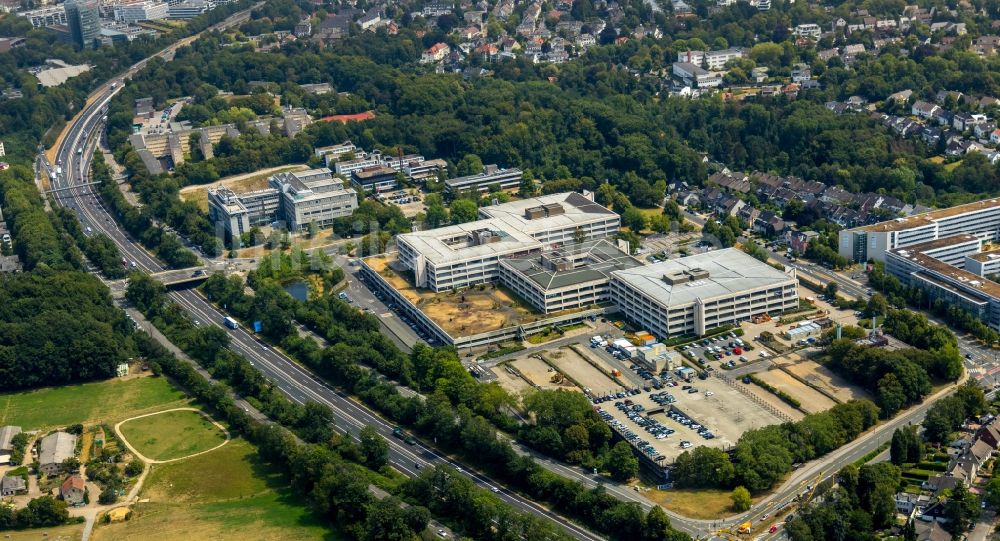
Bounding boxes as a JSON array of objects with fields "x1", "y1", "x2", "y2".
[
  {"x1": 395, "y1": 192, "x2": 620, "y2": 292},
  {"x1": 839, "y1": 197, "x2": 1000, "y2": 263},
  {"x1": 499, "y1": 239, "x2": 642, "y2": 313},
  {"x1": 886, "y1": 234, "x2": 1000, "y2": 331},
  {"x1": 611, "y1": 249, "x2": 799, "y2": 338}
]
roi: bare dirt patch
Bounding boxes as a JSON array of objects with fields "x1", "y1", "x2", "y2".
[
  {"x1": 366, "y1": 254, "x2": 583, "y2": 337},
  {"x1": 755, "y1": 369, "x2": 837, "y2": 413},
  {"x1": 511, "y1": 356, "x2": 577, "y2": 391},
  {"x1": 544, "y1": 347, "x2": 623, "y2": 395},
  {"x1": 491, "y1": 364, "x2": 533, "y2": 396},
  {"x1": 778, "y1": 357, "x2": 872, "y2": 403}
]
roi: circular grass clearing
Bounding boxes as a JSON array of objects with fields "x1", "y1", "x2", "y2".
[{"x1": 119, "y1": 409, "x2": 228, "y2": 462}]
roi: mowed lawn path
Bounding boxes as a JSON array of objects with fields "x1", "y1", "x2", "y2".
[
  {"x1": 0, "y1": 377, "x2": 190, "y2": 430},
  {"x1": 119, "y1": 409, "x2": 228, "y2": 462}
]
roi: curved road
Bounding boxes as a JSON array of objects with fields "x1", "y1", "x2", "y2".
[
  {"x1": 40, "y1": 15, "x2": 973, "y2": 540},
  {"x1": 41, "y1": 9, "x2": 604, "y2": 541}
]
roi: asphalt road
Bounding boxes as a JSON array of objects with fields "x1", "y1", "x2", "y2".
[
  {"x1": 41, "y1": 36, "x2": 994, "y2": 541},
  {"x1": 41, "y1": 12, "x2": 606, "y2": 541}
]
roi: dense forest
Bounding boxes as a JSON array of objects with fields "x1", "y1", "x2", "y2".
[{"x1": 0, "y1": 270, "x2": 132, "y2": 391}]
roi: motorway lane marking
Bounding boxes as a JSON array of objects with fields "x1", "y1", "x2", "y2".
[{"x1": 172, "y1": 290, "x2": 606, "y2": 540}]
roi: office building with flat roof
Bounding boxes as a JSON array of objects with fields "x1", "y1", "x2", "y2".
[
  {"x1": 113, "y1": 0, "x2": 168, "y2": 23},
  {"x1": 270, "y1": 168, "x2": 358, "y2": 231},
  {"x1": 477, "y1": 191, "x2": 621, "y2": 244},
  {"x1": 22, "y1": 5, "x2": 68, "y2": 27},
  {"x1": 444, "y1": 164, "x2": 522, "y2": 194},
  {"x1": 208, "y1": 168, "x2": 357, "y2": 239},
  {"x1": 610, "y1": 249, "x2": 799, "y2": 338},
  {"x1": 499, "y1": 239, "x2": 642, "y2": 313},
  {"x1": 839, "y1": 197, "x2": 1000, "y2": 263},
  {"x1": 885, "y1": 234, "x2": 1000, "y2": 331},
  {"x1": 395, "y1": 191, "x2": 619, "y2": 292},
  {"x1": 351, "y1": 166, "x2": 398, "y2": 193},
  {"x1": 207, "y1": 186, "x2": 280, "y2": 238}
]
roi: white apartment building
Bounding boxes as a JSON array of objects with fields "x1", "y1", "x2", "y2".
[
  {"x1": 839, "y1": 198, "x2": 1000, "y2": 263},
  {"x1": 395, "y1": 192, "x2": 620, "y2": 292},
  {"x1": 794, "y1": 23, "x2": 822, "y2": 39},
  {"x1": 611, "y1": 249, "x2": 799, "y2": 338},
  {"x1": 114, "y1": 0, "x2": 168, "y2": 23},
  {"x1": 675, "y1": 48, "x2": 745, "y2": 70}
]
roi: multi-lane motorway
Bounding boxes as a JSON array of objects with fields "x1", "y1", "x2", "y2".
[
  {"x1": 41, "y1": 9, "x2": 607, "y2": 541},
  {"x1": 38, "y1": 17, "x2": 993, "y2": 539}
]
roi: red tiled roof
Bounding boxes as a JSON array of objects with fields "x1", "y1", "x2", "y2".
[{"x1": 319, "y1": 111, "x2": 377, "y2": 123}]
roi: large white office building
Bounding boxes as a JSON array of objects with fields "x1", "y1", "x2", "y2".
[
  {"x1": 839, "y1": 198, "x2": 1000, "y2": 263},
  {"x1": 499, "y1": 239, "x2": 642, "y2": 313},
  {"x1": 395, "y1": 192, "x2": 620, "y2": 292},
  {"x1": 113, "y1": 0, "x2": 168, "y2": 23},
  {"x1": 885, "y1": 234, "x2": 1000, "y2": 330},
  {"x1": 271, "y1": 168, "x2": 358, "y2": 231},
  {"x1": 208, "y1": 168, "x2": 357, "y2": 238},
  {"x1": 610, "y1": 249, "x2": 799, "y2": 338}
]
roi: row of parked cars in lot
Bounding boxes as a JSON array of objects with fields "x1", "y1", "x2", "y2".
[
  {"x1": 596, "y1": 407, "x2": 667, "y2": 462},
  {"x1": 668, "y1": 409, "x2": 715, "y2": 440}
]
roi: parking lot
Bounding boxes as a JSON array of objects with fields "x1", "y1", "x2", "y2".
[
  {"x1": 592, "y1": 368, "x2": 784, "y2": 464},
  {"x1": 376, "y1": 189, "x2": 425, "y2": 217},
  {"x1": 677, "y1": 332, "x2": 771, "y2": 373}
]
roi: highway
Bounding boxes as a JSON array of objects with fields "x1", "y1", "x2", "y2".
[
  {"x1": 40, "y1": 9, "x2": 606, "y2": 541},
  {"x1": 40, "y1": 22, "x2": 991, "y2": 539}
]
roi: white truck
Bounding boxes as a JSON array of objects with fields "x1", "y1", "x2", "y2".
[{"x1": 223, "y1": 316, "x2": 239, "y2": 330}]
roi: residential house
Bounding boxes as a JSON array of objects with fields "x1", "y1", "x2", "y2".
[
  {"x1": 911, "y1": 100, "x2": 939, "y2": 119},
  {"x1": 60, "y1": 475, "x2": 86, "y2": 506},
  {"x1": 791, "y1": 63, "x2": 811, "y2": 82},
  {"x1": 946, "y1": 138, "x2": 972, "y2": 156},
  {"x1": 38, "y1": 431, "x2": 77, "y2": 477},
  {"x1": 975, "y1": 121, "x2": 996, "y2": 140},
  {"x1": 842, "y1": 43, "x2": 866, "y2": 57},
  {"x1": 714, "y1": 194, "x2": 746, "y2": 217},
  {"x1": 753, "y1": 211, "x2": 786, "y2": 237},
  {"x1": 737, "y1": 205, "x2": 761, "y2": 228},
  {"x1": 914, "y1": 521, "x2": 951, "y2": 541},
  {"x1": 421, "y1": 42, "x2": 450, "y2": 63},
  {"x1": 0, "y1": 476, "x2": 25, "y2": 497},
  {"x1": 887, "y1": 89, "x2": 913, "y2": 103},
  {"x1": 931, "y1": 108, "x2": 953, "y2": 127},
  {"x1": 788, "y1": 230, "x2": 819, "y2": 253}
]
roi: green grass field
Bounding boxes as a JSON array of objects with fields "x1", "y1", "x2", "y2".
[
  {"x1": 0, "y1": 523, "x2": 83, "y2": 541},
  {"x1": 119, "y1": 409, "x2": 227, "y2": 461},
  {"x1": 92, "y1": 439, "x2": 336, "y2": 541},
  {"x1": 0, "y1": 377, "x2": 190, "y2": 430}
]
